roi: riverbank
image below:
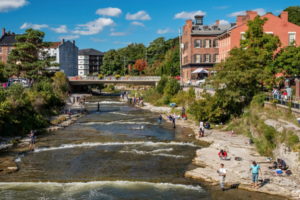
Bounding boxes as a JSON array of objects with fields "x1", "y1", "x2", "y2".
[
  {"x1": 0, "y1": 93, "x2": 89, "y2": 174},
  {"x1": 133, "y1": 101, "x2": 300, "y2": 199}
]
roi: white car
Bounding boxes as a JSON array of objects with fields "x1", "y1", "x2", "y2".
[{"x1": 196, "y1": 79, "x2": 205, "y2": 85}]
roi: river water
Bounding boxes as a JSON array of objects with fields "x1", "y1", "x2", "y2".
[{"x1": 0, "y1": 96, "x2": 284, "y2": 200}]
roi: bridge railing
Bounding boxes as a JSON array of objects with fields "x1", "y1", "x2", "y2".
[{"x1": 68, "y1": 76, "x2": 161, "y2": 81}]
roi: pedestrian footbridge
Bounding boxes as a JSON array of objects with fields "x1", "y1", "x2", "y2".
[{"x1": 68, "y1": 76, "x2": 161, "y2": 87}]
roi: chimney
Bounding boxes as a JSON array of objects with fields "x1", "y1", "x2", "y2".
[
  {"x1": 216, "y1": 20, "x2": 219, "y2": 25},
  {"x1": 72, "y1": 40, "x2": 75, "y2": 46},
  {"x1": 236, "y1": 15, "x2": 244, "y2": 26},
  {"x1": 61, "y1": 39, "x2": 65, "y2": 44},
  {"x1": 7, "y1": 31, "x2": 10, "y2": 35},
  {"x1": 246, "y1": 11, "x2": 252, "y2": 17},
  {"x1": 281, "y1": 11, "x2": 288, "y2": 22},
  {"x1": 250, "y1": 11, "x2": 257, "y2": 20},
  {"x1": 2, "y1": 28, "x2": 5, "y2": 36},
  {"x1": 186, "y1": 19, "x2": 193, "y2": 29}
]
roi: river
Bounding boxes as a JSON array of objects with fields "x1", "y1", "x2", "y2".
[{"x1": 0, "y1": 96, "x2": 285, "y2": 200}]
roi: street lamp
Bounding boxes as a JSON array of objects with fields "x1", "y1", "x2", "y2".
[{"x1": 16, "y1": 60, "x2": 22, "y2": 82}]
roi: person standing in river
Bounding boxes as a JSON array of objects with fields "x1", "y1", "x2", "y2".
[
  {"x1": 217, "y1": 164, "x2": 226, "y2": 191},
  {"x1": 28, "y1": 130, "x2": 35, "y2": 150},
  {"x1": 158, "y1": 114, "x2": 162, "y2": 124},
  {"x1": 172, "y1": 116, "x2": 176, "y2": 128},
  {"x1": 250, "y1": 161, "x2": 262, "y2": 189}
]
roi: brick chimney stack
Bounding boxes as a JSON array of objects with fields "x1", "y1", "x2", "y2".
[
  {"x1": 236, "y1": 16, "x2": 244, "y2": 26},
  {"x1": 216, "y1": 20, "x2": 219, "y2": 25},
  {"x1": 61, "y1": 39, "x2": 65, "y2": 44},
  {"x1": 250, "y1": 11, "x2": 257, "y2": 20},
  {"x1": 281, "y1": 11, "x2": 288, "y2": 22},
  {"x1": 7, "y1": 31, "x2": 10, "y2": 35},
  {"x1": 2, "y1": 28, "x2": 5, "y2": 36}
]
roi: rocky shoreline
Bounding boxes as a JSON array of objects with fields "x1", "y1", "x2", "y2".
[{"x1": 135, "y1": 102, "x2": 300, "y2": 200}]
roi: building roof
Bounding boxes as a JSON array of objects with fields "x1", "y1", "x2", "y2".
[
  {"x1": 78, "y1": 48, "x2": 105, "y2": 56},
  {"x1": 0, "y1": 33, "x2": 20, "y2": 46},
  {"x1": 191, "y1": 24, "x2": 232, "y2": 36},
  {"x1": 49, "y1": 42, "x2": 62, "y2": 48}
]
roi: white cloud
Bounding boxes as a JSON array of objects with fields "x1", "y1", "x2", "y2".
[
  {"x1": 50, "y1": 25, "x2": 68, "y2": 33},
  {"x1": 90, "y1": 38, "x2": 107, "y2": 42},
  {"x1": 227, "y1": 8, "x2": 266, "y2": 17},
  {"x1": 58, "y1": 35, "x2": 79, "y2": 40},
  {"x1": 72, "y1": 18, "x2": 114, "y2": 35},
  {"x1": 114, "y1": 41, "x2": 132, "y2": 45},
  {"x1": 218, "y1": 20, "x2": 230, "y2": 25},
  {"x1": 0, "y1": 0, "x2": 29, "y2": 12},
  {"x1": 110, "y1": 32, "x2": 127, "y2": 36},
  {"x1": 157, "y1": 28, "x2": 171, "y2": 34},
  {"x1": 96, "y1": 7, "x2": 122, "y2": 17},
  {"x1": 126, "y1": 11, "x2": 151, "y2": 20},
  {"x1": 110, "y1": 27, "x2": 116, "y2": 31},
  {"x1": 20, "y1": 22, "x2": 48, "y2": 29},
  {"x1": 131, "y1": 21, "x2": 145, "y2": 27},
  {"x1": 174, "y1": 10, "x2": 206, "y2": 19}
]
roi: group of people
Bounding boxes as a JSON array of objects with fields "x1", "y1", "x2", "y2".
[
  {"x1": 272, "y1": 85, "x2": 292, "y2": 100},
  {"x1": 217, "y1": 161, "x2": 263, "y2": 191},
  {"x1": 2, "y1": 78, "x2": 34, "y2": 90}
]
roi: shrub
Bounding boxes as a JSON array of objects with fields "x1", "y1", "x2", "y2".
[
  {"x1": 156, "y1": 75, "x2": 168, "y2": 94},
  {"x1": 164, "y1": 78, "x2": 180, "y2": 96},
  {"x1": 163, "y1": 95, "x2": 172, "y2": 105},
  {"x1": 93, "y1": 72, "x2": 98, "y2": 76},
  {"x1": 287, "y1": 132, "x2": 299, "y2": 147},
  {"x1": 109, "y1": 85, "x2": 115, "y2": 91},
  {"x1": 98, "y1": 74, "x2": 103, "y2": 79},
  {"x1": 115, "y1": 74, "x2": 121, "y2": 79},
  {"x1": 250, "y1": 93, "x2": 266, "y2": 108},
  {"x1": 87, "y1": 74, "x2": 90, "y2": 76}
]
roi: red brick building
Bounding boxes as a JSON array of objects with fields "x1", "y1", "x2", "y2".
[
  {"x1": 0, "y1": 28, "x2": 19, "y2": 64},
  {"x1": 217, "y1": 11, "x2": 300, "y2": 61},
  {"x1": 181, "y1": 15, "x2": 234, "y2": 82}
]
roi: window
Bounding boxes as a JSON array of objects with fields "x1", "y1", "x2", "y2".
[
  {"x1": 203, "y1": 54, "x2": 211, "y2": 63},
  {"x1": 204, "y1": 39, "x2": 211, "y2": 48},
  {"x1": 213, "y1": 54, "x2": 219, "y2": 63},
  {"x1": 184, "y1": 42, "x2": 188, "y2": 52},
  {"x1": 194, "y1": 39, "x2": 201, "y2": 48},
  {"x1": 196, "y1": 19, "x2": 202, "y2": 24},
  {"x1": 184, "y1": 56, "x2": 188, "y2": 64},
  {"x1": 0, "y1": 47, "x2": 2, "y2": 54},
  {"x1": 0, "y1": 57, "x2": 2, "y2": 61},
  {"x1": 289, "y1": 33, "x2": 296, "y2": 44},
  {"x1": 80, "y1": 71, "x2": 83, "y2": 74},
  {"x1": 68, "y1": 63, "x2": 71, "y2": 68},
  {"x1": 68, "y1": 54, "x2": 71, "y2": 59},
  {"x1": 241, "y1": 33, "x2": 246, "y2": 40},
  {"x1": 213, "y1": 39, "x2": 219, "y2": 48},
  {"x1": 194, "y1": 54, "x2": 201, "y2": 63},
  {"x1": 80, "y1": 61, "x2": 83, "y2": 64},
  {"x1": 8, "y1": 47, "x2": 12, "y2": 54}
]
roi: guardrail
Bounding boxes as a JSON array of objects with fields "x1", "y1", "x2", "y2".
[
  {"x1": 265, "y1": 93, "x2": 300, "y2": 109},
  {"x1": 68, "y1": 76, "x2": 161, "y2": 81}
]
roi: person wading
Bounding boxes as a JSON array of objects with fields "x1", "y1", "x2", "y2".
[
  {"x1": 217, "y1": 164, "x2": 226, "y2": 191},
  {"x1": 250, "y1": 161, "x2": 262, "y2": 189},
  {"x1": 172, "y1": 116, "x2": 176, "y2": 128},
  {"x1": 181, "y1": 107, "x2": 185, "y2": 118},
  {"x1": 28, "y1": 130, "x2": 35, "y2": 150},
  {"x1": 158, "y1": 114, "x2": 162, "y2": 124}
]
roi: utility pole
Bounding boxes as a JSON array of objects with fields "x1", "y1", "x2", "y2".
[{"x1": 179, "y1": 27, "x2": 183, "y2": 86}]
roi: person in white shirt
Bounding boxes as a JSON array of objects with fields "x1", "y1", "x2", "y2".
[{"x1": 217, "y1": 164, "x2": 226, "y2": 191}]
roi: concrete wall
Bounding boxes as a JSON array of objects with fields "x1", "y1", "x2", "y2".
[{"x1": 59, "y1": 41, "x2": 78, "y2": 76}]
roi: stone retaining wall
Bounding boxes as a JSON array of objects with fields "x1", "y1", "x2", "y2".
[{"x1": 264, "y1": 101, "x2": 300, "y2": 118}]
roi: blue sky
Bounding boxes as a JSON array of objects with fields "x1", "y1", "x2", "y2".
[{"x1": 0, "y1": 0, "x2": 294, "y2": 52}]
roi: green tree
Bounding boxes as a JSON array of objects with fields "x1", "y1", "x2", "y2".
[
  {"x1": 0, "y1": 62, "x2": 6, "y2": 82},
  {"x1": 101, "y1": 49, "x2": 123, "y2": 75},
  {"x1": 156, "y1": 75, "x2": 168, "y2": 94},
  {"x1": 271, "y1": 44, "x2": 300, "y2": 76},
  {"x1": 5, "y1": 28, "x2": 59, "y2": 80},
  {"x1": 280, "y1": 6, "x2": 300, "y2": 26},
  {"x1": 164, "y1": 78, "x2": 180, "y2": 96}
]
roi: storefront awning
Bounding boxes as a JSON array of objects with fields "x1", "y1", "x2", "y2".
[{"x1": 192, "y1": 68, "x2": 208, "y2": 74}]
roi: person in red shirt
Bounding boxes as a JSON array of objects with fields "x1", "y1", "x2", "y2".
[{"x1": 218, "y1": 150, "x2": 227, "y2": 160}]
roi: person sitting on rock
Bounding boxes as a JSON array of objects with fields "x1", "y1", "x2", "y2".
[
  {"x1": 205, "y1": 121, "x2": 210, "y2": 129},
  {"x1": 277, "y1": 159, "x2": 287, "y2": 170},
  {"x1": 218, "y1": 150, "x2": 227, "y2": 160}
]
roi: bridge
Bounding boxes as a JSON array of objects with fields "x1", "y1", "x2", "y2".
[{"x1": 67, "y1": 76, "x2": 161, "y2": 92}]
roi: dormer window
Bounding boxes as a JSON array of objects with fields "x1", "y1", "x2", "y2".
[
  {"x1": 196, "y1": 19, "x2": 202, "y2": 24},
  {"x1": 203, "y1": 25, "x2": 209, "y2": 30},
  {"x1": 212, "y1": 25, "x2": 218, "y2": 30},
  {"x1": 195, "y1": 15, "x2": 204, "y2": 25}
]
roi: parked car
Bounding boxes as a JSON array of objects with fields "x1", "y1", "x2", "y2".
[{"x1": 174, "y1": 76, "x2": 181, "y2": 80}]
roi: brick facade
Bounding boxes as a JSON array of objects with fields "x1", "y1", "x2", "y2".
[
  {"x1": 181, "y1": 16, "x2": 232, "y2": 82},
  {"x1": 0, "y1": 28, "x2": 18, "y2": 65}
]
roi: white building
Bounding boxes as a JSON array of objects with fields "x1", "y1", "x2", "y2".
[{"x1": 43, "y1": 39, "x2": 78, "y2": 76}]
